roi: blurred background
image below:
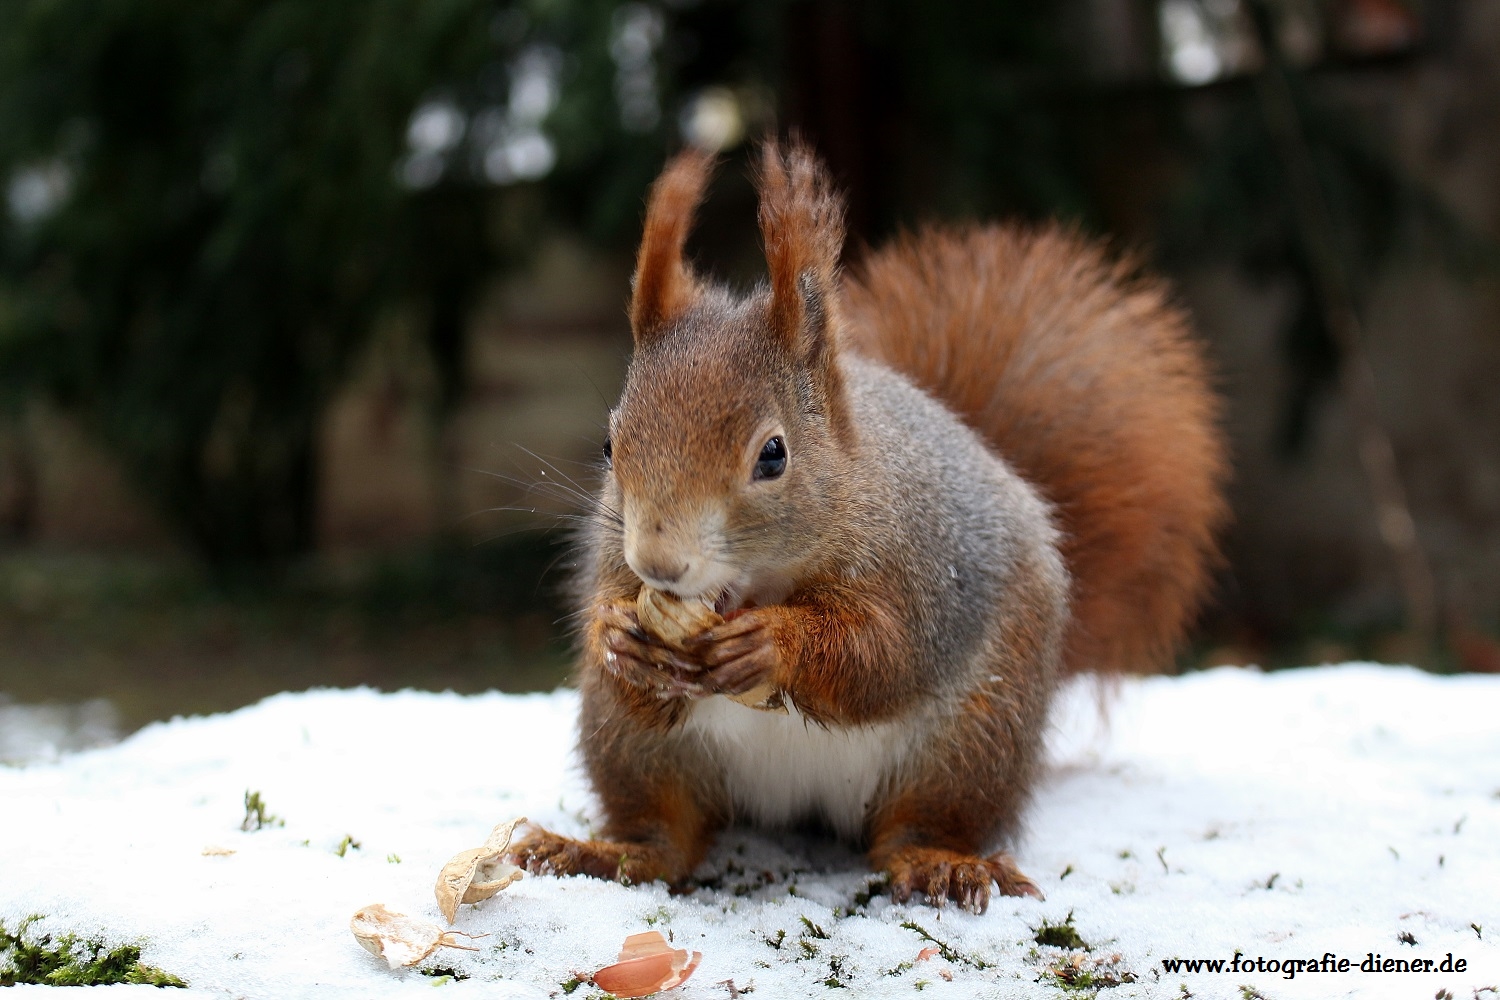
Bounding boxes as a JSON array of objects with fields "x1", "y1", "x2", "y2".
[{"x1": 1, "y1": 0, "x2": 1497, "y2": 758}]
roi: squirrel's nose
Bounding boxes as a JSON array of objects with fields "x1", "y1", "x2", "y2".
[
  {"x1": 622, "y1": 512, "x2": 704, "y2": 592},
  {"x1": 633, "y1": 558, "x2": 690, "y2": 590}
]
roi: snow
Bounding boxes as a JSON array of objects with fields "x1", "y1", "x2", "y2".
[{"x1": 2, "y1": 664, "x2": 1497, "y2": 999}]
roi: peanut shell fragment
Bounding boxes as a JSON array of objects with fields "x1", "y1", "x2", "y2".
[
  {"x1": 635, "y1": 586, "x2": 784, "y2": 712},
  {"x1": 635, "y1": 586, "x2": 719, "y2": 645},
  {"x1": 591, "y1": 929, "x2": 703, "y2": 997},
  {"x1": 435, "y1": 816, "x2": 527, "y2": 924},
  {"x1": 350, "y1": 903, "x2": 482, "y2": 969}
]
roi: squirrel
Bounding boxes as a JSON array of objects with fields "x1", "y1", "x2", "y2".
[{"x1": 507, "y1": 140, "x2": 1228, "y2": 913}]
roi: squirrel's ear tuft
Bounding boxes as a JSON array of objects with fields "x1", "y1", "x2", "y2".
[
  {"x1": 631, "y1": 148, "x2": 715, "y2": 345},
  {"x1": 755, "y1": 138, "x2": 847, "y2": 356}
]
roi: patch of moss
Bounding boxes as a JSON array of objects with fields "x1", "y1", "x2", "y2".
[
  {"x1": 1041, "y1": 952, "x2": 1137, "y2": 995},
  {"x1": 419, "y1": 965, "x2": 469, "y2": 982},
  {"x1": 799, "y1": 916, "x2": 829, "y2": 940},
  {"x1": 899, "y1": 921, "x2": 991, "y2": 970},
  {"x1": 1034, "y1": 911, "x2": 1088, "y2": 951},
  {"x1": 0, "y1": 916, "x2": 186, "y2": 987},
  {"x1": 851, "y1": 874, "x2": 888, "y2": 909},
  {"x1": 241, "y1": 789, "x2": 283, "y2": 832}
]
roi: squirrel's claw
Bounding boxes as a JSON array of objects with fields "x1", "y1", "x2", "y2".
[
  {"x1": 882, "y1": 846, "x2": 1043, "y2": 915},
  {"x1": 684, "y1": 609, "x2": 782, "y2": 695},
  {"x1": 597, "y1": 599, "x2": 707, "y2": 698},
  {"x1": 705, "y1": 651, "x2": 775, "y2": 697},
  {"x1": 687, "y1": 620, "x2": 778, "y2": 697}
]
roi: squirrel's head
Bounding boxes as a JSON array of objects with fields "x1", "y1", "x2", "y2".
[{"x1": 604, "y1": 141, "x2": 854, "y2": 606}]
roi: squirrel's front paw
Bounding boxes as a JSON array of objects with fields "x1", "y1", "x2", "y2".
[
  {"x1": 595, "y1": 600, "x2": 706, "y2": 698},
  {"x1": 685, "y1": 607, "x2": 787, "y2": 697}
]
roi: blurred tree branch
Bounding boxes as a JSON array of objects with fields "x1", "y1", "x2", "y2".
[{"x1": 1243, "y1": 0, "x2": 1436, "y2": 649}]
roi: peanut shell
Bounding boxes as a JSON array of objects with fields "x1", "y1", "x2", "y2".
[
  {"x1": 434, "y1": 816, "x2": 526, "y2": 924},
  {"x1": 350, "y1": 903, "x2": 483, "y2": 969},
  {"x1": 635, "y1": 586, "x2": 720, "y2": 647},
  {"x1": 635, "y1": 587, "x2": 785, "y2": 713}
]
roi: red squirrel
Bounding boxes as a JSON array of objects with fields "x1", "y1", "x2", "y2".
[{"x1": 508, "y1": 140, "x2": 1228, "y2": 913}]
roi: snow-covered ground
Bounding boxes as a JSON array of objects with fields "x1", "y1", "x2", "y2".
[{"x1": 1, "y1": 664, "x2": 1497, "y2": 999}]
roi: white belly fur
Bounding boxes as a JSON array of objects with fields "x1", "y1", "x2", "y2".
[{"x1": 685, "y1": 696, "x2": 915, "y2": 841}]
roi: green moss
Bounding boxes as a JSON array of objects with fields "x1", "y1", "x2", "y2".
[
  {"x1": 1034, "y1": 911, "x2": 1088, "y2": 951},
  {"x1": 419, "y1": 966, "x2": 468, "y2": 982},
  {"x1": 899, "y1": 921, "x2": 991, "y2": 970},
  {"x1": 241, "y1": 789, "x2": 283, "y2": 831},
  {"x1": 851, "y1": 874, "x2": 888, "y2": 909},
  {"x1": 1041, "y1": 951, "x2": 1138, "y2": 996},
  {"x1": 0, "y1": 916, "x2": 186, "y2": 987},
  {"x1": 799, "y1": 916, "x2": 830, "y2": 940}
]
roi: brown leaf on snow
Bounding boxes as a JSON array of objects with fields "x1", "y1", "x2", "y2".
[
  {"x1": 350, "y1": 903, "x2": 484, "y2": 970},
  {"x1": 434, "y1": 816, "x2": 527, "y2": 924},
  {"x1": 591, "y1": 930, "x2": 703, "y2": 998}
]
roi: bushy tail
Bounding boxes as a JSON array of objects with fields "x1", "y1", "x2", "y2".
[{"x1": 843, "y1": 225, "x2": 1229, "y2": 674}]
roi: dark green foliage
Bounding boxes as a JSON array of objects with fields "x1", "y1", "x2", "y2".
[
  {"x1": 0, "y1": 916, "x2": 187, "y2": 987},
  {"x1": 0, "y1": 0, "x2": 502, "y2": 578}
]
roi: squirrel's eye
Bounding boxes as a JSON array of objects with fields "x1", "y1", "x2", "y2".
[
  {"x1": 754, "y1": 436, "x2": 787, "y2": 480},
  {"x1": 602, "y1": 435, "x2": 613, "y2": 468}
]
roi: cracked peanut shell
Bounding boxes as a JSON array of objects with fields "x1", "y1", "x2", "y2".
[{"x1": 635, "y1": 586, "x2": 783, "y2": 712}]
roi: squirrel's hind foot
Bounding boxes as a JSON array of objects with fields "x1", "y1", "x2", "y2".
[
  {"x1": 882, "y1": 846, "x2": 1044, "y2": 914},
  {"x1": 506, "y1": 825, "x2": 687, "y2": 887}
]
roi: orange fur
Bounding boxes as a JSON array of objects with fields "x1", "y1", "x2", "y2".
[
  {"x1": 630, "y1": 148, "x2": 714, "y2": 342},
  {"x1": 843, "y1": 227, "x2": 1229, "y2": 673},
  {"x1": 756, "y1": 141, "x2": 845, "y2": 346},
  {"x1": 754, "y1": 140, "x2": 854, "y2": 443}
]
